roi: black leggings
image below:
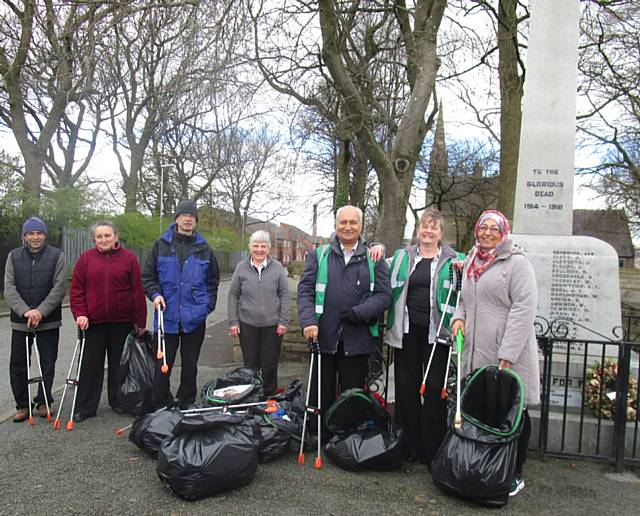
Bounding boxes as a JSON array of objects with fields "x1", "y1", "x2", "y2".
[
  {"x1": 76, "y1": 322, "x2": 131, "y2": 417},
  {"x1": 394, "y1": 323, "x2": 449, "y2": 462}
]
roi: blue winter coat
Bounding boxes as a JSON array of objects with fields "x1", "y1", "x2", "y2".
[
  {"x1": 297, "y1": 236, "x2": 392, "y2": 356},
  {"x1": 142, "y1": 224, "x2": 220, "y2": 334}
]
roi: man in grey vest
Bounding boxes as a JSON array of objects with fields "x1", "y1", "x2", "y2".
[{"x1": 4, "y1": 217, "x2": 66, "y2": 422}]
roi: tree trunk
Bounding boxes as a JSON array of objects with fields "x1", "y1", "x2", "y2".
[
  {"x1": 334, "y1": 138, "x2": 351, "y2": 211},
  {"x1": 21, "y1": 149, "x2": 44, "y2": 217},
  {"x1": 377, "y1": 166, "x2": 412, "y2": 251},
  {"x1": 349, "y1": 141, "x2": 367, "y2": 210},
  {"x1": 123, "y1": 147, "x2": 144, "y2": 212},
  {"x1": 496, "y1": 0, "x2": 523, "y2": 220}
]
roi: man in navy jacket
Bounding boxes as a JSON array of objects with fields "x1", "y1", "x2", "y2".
[
  {"x1": 297, "y1": 205, "x2": 391, "y2": 422},
  {"x1": 142, "y1": 200, "x2": 219, "y2": 409}
]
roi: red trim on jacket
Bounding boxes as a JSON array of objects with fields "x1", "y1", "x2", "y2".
[{"x1": 70, "y1": 245, "x2": 147, "y2": 330}]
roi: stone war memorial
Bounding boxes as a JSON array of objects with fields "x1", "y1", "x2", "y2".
[{"x1": 510, "y1": 0, "x2": 624, "y2": 412}]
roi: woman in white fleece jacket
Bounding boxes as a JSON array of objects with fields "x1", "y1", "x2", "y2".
[{"x1": 228, "y1": 230, "x2": 291, "y2": 395}]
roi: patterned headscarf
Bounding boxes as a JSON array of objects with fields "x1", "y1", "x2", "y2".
[{"x1": 466, "y1": 210, "x2": 511, "y2": 282}]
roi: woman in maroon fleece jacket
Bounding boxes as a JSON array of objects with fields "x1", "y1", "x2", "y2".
[{"x1": 70, "y1": 221, "x2": 147, "y2": 421}]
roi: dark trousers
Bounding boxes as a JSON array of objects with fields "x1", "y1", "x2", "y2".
[
  {"x1": 394, "y1": 323, "x2": 449, "y2": 462},
  {"x1": 309, "y1": 341, "x2": 369, "y2": 433},
  {"x1": 76, "y1": 322, "x2": 131, "y2": 417},
  {"x1": 10, "y1": 328, "x2": 59, "y2": 409},
  {"x1": 516, "y1": 409, "x2": 532, "y2": 476},
  {"x1": 152, "y1": 322, "x2": 205, "y2": 408},
  {"x1": 238, "y1": 322, "x2": 282, "y2": 396}
]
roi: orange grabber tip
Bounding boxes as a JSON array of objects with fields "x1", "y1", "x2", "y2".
[
  {"x1": 440, "y1": 388, "x2": 447, "y2": 400},
  {"x1": 315, "y1": 457, "x2": 322, "y2": 469},
  {"x1": 47, "y1": 413, "x2": 52, "y2": 422},
  {"x1": 419, "y1": 384, "x2": 426, "y2": 396},
  {"x1": 298, "y1": 454, "x2": 305, "y2": 465},
  {"x1": 28, "y1": 416, "x2": 34, "y2": 426},
  {"x1": 66, "y1": 421, "x2": 74, "y2": 431},
  {"x1": 53, "y1": 419, "x2": 60, "y2": 430},
  {"x1": 161, "y1": 364, "x2": 169, "y2": 374},
  {"x1": 157, "y1": 351, "x2": 164, "y2": 359},
  {"x1": 116, "y1": 428, "x2": 125, "y2": 436}
]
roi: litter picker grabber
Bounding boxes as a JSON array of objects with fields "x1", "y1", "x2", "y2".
[
  {"x1": 441, "y1": 345, "x2": 453, "y2": 400},
  {"x1": 441, "y1": 269, "x2": 463, "y2": 400},
  {"x1": 157, "y1": 307, "x2": 169, "y2": 374},
  {"x1": 383, "y1": 337, "x2": 393, "y2": 409},
  {"x1": 420, "y1": 267, "x2": 456, "y2": 396},
  {"x1": 298, "y1": 338, "x2": 322, "y2": 469},
  {"x1": 454, "y1": 329, "x2": 464, "y2": 429},
  {"x1": 25, "y1": 330, "x2": 52, "y2": 425},
  {"x1": 114, "y1": 400, "x2": 280, "y2": 436},
  {"x1": 115, "y1": 405, "x2": 168, "y2": 436},
  {"x1": 182, "y1": 399, "x2": 279, "y2": 414},
  {"x1": 53, "y1": 329, "x2": 86, "y2": 431}
]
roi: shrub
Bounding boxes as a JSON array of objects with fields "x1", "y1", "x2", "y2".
[{"x1": 287, "y1": 260, "x2": 305, "y2": 278}]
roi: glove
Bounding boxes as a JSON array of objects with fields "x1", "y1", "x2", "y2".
[{"x1": 340, "y1": 308, "x2": 361, "y2": 325}]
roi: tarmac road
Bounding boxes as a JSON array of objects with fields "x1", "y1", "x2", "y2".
[
  {"x1": 0, "y1": 358, "x2": 639, "y2": 515},
  {"x1": 2, "y1": 279, "x2": 640, "y2": 514}
]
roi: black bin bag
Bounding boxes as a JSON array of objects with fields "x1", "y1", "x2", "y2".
[
  {"x1": 157, "y1": 411, "x2": 259, "y2": 500},
  {"x1": 254, "y1": 414, "x2": 291, "y2": 463},
  {"x1": 113, "y1": 331, "x2": 157, "y2": 416},
  {"x1": 245, "y1": 380, "x2": 307, "y2": 463},
  {"x1": 129, "y1": 407, "x2": 183, "y2": 458},
  {"x1": 323, "y1": 388, "x2": 402, "y2": 471},
  {"x1": 200, "y1": 367, "x2": 264, "y2": 406},
  {"x1": 431, "y1": 365, "x2": 525, "y2": 508}
]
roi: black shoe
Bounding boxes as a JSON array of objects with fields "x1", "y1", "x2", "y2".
[
  {"x1": 73, "y1": 412, "x2": 95, "y2": 423},
  {"x1": 509, "y1": 477, "x2": 525, "y2": 496}
]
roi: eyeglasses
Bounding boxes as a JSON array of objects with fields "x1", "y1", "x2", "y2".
[{"x1": 478, "y1": 225, "x2": 501, "y2": 235}]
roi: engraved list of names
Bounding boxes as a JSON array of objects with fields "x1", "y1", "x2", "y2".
[{"x1": 549, "y1": 249, "x2": 595, "y2": 338}]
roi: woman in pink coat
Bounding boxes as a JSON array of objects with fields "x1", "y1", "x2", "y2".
[{"x1": 451, "y1": 210, "x2": 539, "y2": 498}]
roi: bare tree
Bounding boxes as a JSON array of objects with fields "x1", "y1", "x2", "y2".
[
  {"x1": 577, "y1": 0, "x2": 640, "y2": 235},
  {"x1": 441, "y1": 1, "x2": 528, "y2": 220},
  {"x1": 0, "y1": 1, "x2": 106, "y2": 214},
  {"x1": 215, "y1": 124, "x2": 294, "y2": 227},
  {"x1": 97, "y1": 1, "x2": 244, "y2": 212},
  {"x1": 316, "y1": 0, "x2": 447, "y2": 250},
  {"x1": 0, "y1": 1, "x2": 200, "y2": 215},
  {"x1": 250, "y1": 0, "x2": 419, "y2": 229}
]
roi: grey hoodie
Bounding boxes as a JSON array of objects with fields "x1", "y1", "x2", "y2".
[{"x1": 228, "y1": 257, "x2": 291, "y2": 328}]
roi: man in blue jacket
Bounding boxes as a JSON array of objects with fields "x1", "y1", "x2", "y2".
[
  {"x1": 297, "y1": 205, "x2": 391, "y2": 422},
  {"x1": 142, "y1": 200, "x2": 220, "y2": 409}
]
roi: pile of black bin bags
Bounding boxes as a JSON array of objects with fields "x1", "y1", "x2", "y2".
[
  {"x1": 128, "y1": 369, "x2": 311, "y2": 501},
  {"x1": 323, "y1": 388, "x2": 403, "y2": 472}
]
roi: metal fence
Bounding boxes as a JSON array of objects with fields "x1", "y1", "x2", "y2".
[{"x1": 532, "y1": 316, "x2": 640, "y2": 472}]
